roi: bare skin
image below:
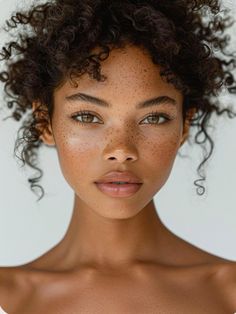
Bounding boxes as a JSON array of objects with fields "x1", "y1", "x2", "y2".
[{"x1": 1, "y1": 44, "x2": 236, "y2": 314}]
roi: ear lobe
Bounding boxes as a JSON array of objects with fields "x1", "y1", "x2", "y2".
[
  {"x1": 180, "y1": 108, "x2": 197, "y2": 147},
  {"x1": 32, "y1": 101, "x2": 55, "y2": 146}
]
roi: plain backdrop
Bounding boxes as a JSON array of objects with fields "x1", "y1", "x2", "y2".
[{"x1": 0, "y1": 0, "x2": 236, "y2": 266}]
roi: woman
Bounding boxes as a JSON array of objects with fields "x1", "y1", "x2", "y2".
[{"x1": 0, "y1": 0, "x2": 236, "y2": 313}]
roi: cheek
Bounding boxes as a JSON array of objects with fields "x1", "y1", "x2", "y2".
[
  {"x1": 150, "y1": 132, "x2": 180, "y2": 161},
  {"x1": 55, "y1": 132, "x2": 99, "y2": 186},
  {"x1": 142, "y1": 128, "x2": 182, "y2": 185}
]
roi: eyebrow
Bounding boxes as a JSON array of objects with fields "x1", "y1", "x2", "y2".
[{"x1": 65, "y1": 92, "x2": 177, "y2": 109}]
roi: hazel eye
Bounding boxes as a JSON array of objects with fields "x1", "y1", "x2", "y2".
[
  {"x1": 71, "y1": 111, "x2": 100, "y2": 125},
  {"x1": 71, "y1": 110, "x2": 172, "y2": 126},
  {"x1": 140, "y1": 113, "x2": 170, "y2": 125}
]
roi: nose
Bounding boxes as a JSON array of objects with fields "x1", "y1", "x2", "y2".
[
  {"x1": 104, "y1": 149, "x2": 138, "y2": 163},
  {"x1": 103, "y1": 126, "x2": 139, "y2": 163}
]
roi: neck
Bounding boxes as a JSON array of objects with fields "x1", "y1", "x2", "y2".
[{"x1": 53, "y1": 195, "x2": 174, "y2": 271}]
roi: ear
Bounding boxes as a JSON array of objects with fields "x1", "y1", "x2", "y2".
[
  {"x1": 180, "y1": 108, "x2": 196, "y2": 147},
  {"x1": 32, "y1": 102, "x2": 55, "y2": 146}
]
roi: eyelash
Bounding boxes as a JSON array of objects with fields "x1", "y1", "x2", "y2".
[{"x1": 70, "y1": 110, "x2": 172, "y2": 126}]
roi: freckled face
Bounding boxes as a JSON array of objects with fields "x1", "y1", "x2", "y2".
[{"x1": 50, "y1": 45, "x2": 184, "y2": 219}]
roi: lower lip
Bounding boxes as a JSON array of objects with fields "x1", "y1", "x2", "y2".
[{"x1": 95, "y1": 182, "x2": 143, "y2": 198}]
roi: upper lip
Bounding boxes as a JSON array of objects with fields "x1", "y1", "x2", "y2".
[{"x1": 95, "y1": 171, "x2": 143, "y2": 184}]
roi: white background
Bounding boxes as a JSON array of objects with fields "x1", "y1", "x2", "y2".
[{"x1": 0, "y1": 0, "x2": 236, "y2": 266}]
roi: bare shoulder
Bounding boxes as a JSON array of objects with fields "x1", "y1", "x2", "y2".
[
  {"x1": 169, "y1": 232, "x2": 236, "y2": 307},
  {"x1": 0, "y1": 266, "x2": 36, "y2": 313},
  {"x1": 0, "y1": 267, "x2": 16, "y2": 300},
  {"x1": 0, "y1": 267, "x2": 17, "y2": 312},
  {"x1": 204, "y1": 260, "x2": 236, "y2": 310},
  {"x1": 174, "y1": 240, "x2": 236, "y2": 311},
  {"x1": 210, "y1": 259, "x2": 236, "y2": 288}
]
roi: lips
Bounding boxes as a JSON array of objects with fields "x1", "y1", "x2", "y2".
[
  {"x1": 106, "y1": 182, "x2": 135, "y2": 184},
  {"x1": 95, "y1": 181, "x2": 143, "y2": 197},
  {"x1": 95, "y1": 171, "x2": 142, "y2": 184}
]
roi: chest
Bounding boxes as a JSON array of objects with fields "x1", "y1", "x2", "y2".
[{"x1": 16, "y1": 272, "x2": 233, "y2": 314}]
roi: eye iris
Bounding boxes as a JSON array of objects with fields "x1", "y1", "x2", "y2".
[
  {"x1": 82, "y1": 114, "x2": 93, "y2": 123},
  {"x1": 148, "y1": 115, "x2": 159, "y2": 123}
]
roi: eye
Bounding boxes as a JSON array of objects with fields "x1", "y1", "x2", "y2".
[
  {"x1": 70, "y1": 110, "x2": 172, "y2": 126},
  {"x1": 71, "y1": 110, "x2": 101, "y2": 125},
  {"x1": 140, "y1": 111, "x2": 171, "y2": 125}
]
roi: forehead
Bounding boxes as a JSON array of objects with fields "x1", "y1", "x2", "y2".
[{"x1": 55, "y1": 44, "x2": 182, "y2": 103}]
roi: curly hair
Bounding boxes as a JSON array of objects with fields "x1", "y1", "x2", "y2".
[{"x1": 0, "y1": 0, "x2": 235, "y2": 202}]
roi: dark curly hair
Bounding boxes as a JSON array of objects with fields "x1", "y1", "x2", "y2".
[{"x1": 0, "y1": 0, "x2": 236, "y2": 202}]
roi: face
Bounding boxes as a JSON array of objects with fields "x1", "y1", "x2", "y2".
[{"x1": 39, "y1": 44, "x2": 187, "y2": 219}]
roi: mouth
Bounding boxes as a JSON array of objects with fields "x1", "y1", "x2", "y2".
[
  {"x1": 95, "y1": 182, "x2": 142, "y2": 184},
  {"x1": 94, "y1": 182, "x2": 143, "y2": 198}
]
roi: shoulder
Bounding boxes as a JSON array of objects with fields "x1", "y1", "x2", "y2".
[
  {"x1": 188, "y1": 259, "x2": 236, "y2": 311},
  {"x1": 0, "y1": 267, "x2": 16, "y2": 312},
  {"x1": 0, "y1": 267, "x2": 16, "y2": 300},
  {"x1": 211, "y1": 260, "x2": 236, "y2": 289},
  {"x1": 184, "y1": 238, "x2": 236, "y2": 289},
  {"x1": 0, "y1": 266, "x2": 37, "y2": 313},
  {"x1": 206, "y1": 260, "x2": 236, "y2": 310},
  {"x1": 178, "y1": 255, "x2": 236, "y2": 311},
  {"x1": 171, "y1": 233, "x2": 236, "y2": 307}
]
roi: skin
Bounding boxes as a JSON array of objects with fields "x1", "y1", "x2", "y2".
[{"x1": 0, "y1": 44, "x2": 236, "y2": 313}]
